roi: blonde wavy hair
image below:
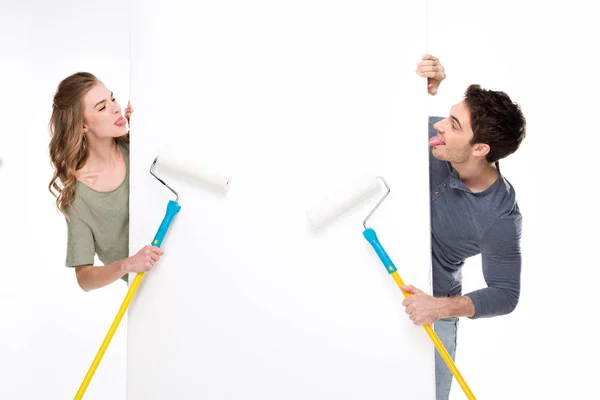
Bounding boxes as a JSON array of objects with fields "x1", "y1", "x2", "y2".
[{"x1": 48, "y1": 72, "x2": 129, "y2": 218}]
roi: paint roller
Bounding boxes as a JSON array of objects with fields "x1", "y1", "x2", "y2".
[
  {"x1": 306, "y1": 176, "x2": 477, "y2": 400},
  {"x1": 73, "y1": 153, "x2": 231, "y2": 400}
]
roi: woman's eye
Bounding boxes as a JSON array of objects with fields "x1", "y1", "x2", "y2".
[{"x1": 100, "y1": 106, "x2": 106, "y2": 111}]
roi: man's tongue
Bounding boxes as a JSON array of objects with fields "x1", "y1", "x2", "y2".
[{"x1": 429, "y1": 134, "x2": 445, "y2": 147}]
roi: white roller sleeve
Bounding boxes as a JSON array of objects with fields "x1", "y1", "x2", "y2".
[
  {"x1": 156, "y1": 151, "x2": 232, "y2": 192},
  {"x1": 306, "y1": 175, "x2": 382, "y2": 229}
]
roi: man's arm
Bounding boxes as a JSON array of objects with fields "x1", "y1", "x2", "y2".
[
  {"x1": 463, "y1": 211, "x2": 522, "y2": 319},
  {"x1": 402, "y1": 210, "x2": 521, "y2": 324},
  {"x1": 438, "y1": 295, "x2": 476, "y2": 318},
  {"x1": 400, "y1": 286, "x2": 476, "y2": 324}
]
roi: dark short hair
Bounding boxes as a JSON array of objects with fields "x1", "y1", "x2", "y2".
[{"x1": 464, "y1": 84, "x2": 526, "y2": 163}]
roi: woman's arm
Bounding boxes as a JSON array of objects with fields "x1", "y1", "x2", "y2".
[
  {"x1": 74, "y1": 245, "x2": 164, "y2": 291},
  {"x1": 74, "y1": 261, "x2": 128, "y2": 292}
]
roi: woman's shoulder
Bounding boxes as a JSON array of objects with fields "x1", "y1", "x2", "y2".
[
  {"x1": 117, "y1": 139, "x2": 130, "y2": 164},
  {"x1": 64, "y1": 189, "x2": 87, "y2": 221},
  {"x1": 118, "y1": 139, "x2": 130, "y2": 153}
]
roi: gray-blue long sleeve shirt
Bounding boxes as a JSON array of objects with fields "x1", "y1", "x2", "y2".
[{"x1": 428, "y1": 116, "x2": 522, "y2": 319}]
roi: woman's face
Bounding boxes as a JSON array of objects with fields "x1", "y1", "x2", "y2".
[{"x1": 82, "y1": 83, "x2": 128, "y2": 139}]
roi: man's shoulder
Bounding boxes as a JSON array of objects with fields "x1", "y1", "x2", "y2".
[
  {"x1": 484, "y1": 176, "x2": 522, "y2": 236},
  {"x1": 499, "y1": 174, "x2": 519, "y2": 207}
]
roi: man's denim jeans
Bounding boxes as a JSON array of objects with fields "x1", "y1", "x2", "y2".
[{"x1": 433, "y1": 317, "x2": 459, "y2": 400}]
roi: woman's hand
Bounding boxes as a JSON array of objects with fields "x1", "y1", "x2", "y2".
[
  {"x1": 122, "y1": 244, "x2": 164, "y2": 273},
  {"x1": 124, "y1": 100, "x2": 134, "y2": 123},
  {"x1": 416, "y1": 54, "x2": 446, "y2": 95}
]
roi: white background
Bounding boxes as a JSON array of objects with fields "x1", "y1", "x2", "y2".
[
  {"x1": 1, "y1": 0, "x2": 598, "y2": 399},
  {"x1": 126, "y1": 0, "x2": 432, "y2": 399}
]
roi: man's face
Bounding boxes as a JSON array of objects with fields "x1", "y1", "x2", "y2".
[{"x1": 430, "y1": 101, "x2": 476, "y2": 164}]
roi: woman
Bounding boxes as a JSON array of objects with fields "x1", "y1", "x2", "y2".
[{"x1": 48, "y1": 72, "x2": 163, "y2": 291}]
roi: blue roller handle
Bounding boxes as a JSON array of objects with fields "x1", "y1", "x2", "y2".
[
  {"x1": 362, "y1": 227, "x2": 397, "y2": 274},
  {"x1": 152, "y1": 200, "x2": 181, "y2": 247}
]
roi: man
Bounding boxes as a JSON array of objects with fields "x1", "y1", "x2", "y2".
[{"x1": 403, "y1": 54, "x2": 525, "y2": 399}]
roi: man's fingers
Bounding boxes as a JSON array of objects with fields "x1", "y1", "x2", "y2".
[
  {"x1": 409, "y1": 313, "x2": 420, "y2": 324},
  {"x1": 417, "y1": 65, "x2": 440, "y2": 73},
  {"x1": 418, "y1": 71, "x2": 441, "y2": 79},
  {"x1": 402, "y1": 296, "x2": 414, "y2": 307},
  {"x1": 421, "y1": 71, "x2": 446, "y2": 81},
  {"x1": 417, "y1": 60, "x2": 438, "y2": 67},
  {"x1": 401, "y1": 285, "x2": 420, "y2": 295}
]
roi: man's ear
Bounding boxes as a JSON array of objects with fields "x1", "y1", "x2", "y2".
[{"x1": 472, "y1": 143, "x2": 490, "y2": 158}]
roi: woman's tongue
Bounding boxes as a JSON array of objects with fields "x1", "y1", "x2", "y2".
[{"x1": 429, "y1": 134, "x2": 445, "y2": 147}]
